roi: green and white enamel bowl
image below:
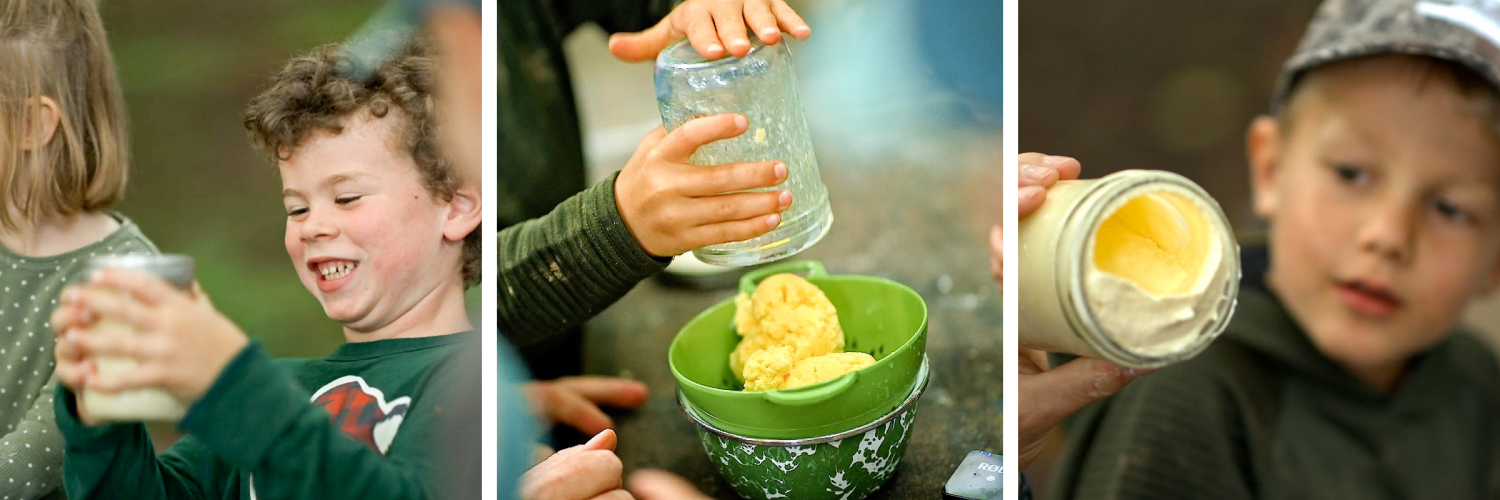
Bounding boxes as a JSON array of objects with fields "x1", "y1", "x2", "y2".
[{"x1": 679, "y1": 359, "x2": 929, "y2": 500}]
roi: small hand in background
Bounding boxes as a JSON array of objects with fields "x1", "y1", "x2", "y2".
[
  {"x1": 525, "y1": 376, "x2": 650, "y2": 436},
  {"x1": 629, "y1": 470, "x2": 714, "y2": 500},
  {"x1": 523, "y1": 430, "x2": 636, "y2": 500}
]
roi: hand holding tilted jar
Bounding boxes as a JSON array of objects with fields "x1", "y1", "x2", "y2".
[{"x1": 1006, "y1": 153, "x2": 1155, "y2": 468}]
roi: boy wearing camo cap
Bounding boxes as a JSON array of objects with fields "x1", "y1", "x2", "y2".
[{"x1": 1048, "y1": 0, "x2": 1500, "y2": 497}]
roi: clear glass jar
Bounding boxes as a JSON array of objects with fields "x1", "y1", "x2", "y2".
[
  {"x1": 1018, "y1": 170, "x2": 1240, "y2": 368},
  {"x1": 655, "y1": 38, "x2": 833, "y2": 267},
  {"x1": 80, "y1": 254, "x2": 195, "y2": 422}
]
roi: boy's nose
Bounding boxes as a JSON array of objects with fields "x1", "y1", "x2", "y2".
[
  {"x1": 1357, "y1": 202, "x2": 1416, "y2": 264},
  {"x1": 300, "y1": 212, "x2": 340, "y2": 242}
]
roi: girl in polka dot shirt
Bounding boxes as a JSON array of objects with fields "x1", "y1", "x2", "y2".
[{"x1": 0, "y1": 1, "x2": 160, "y2": 498}]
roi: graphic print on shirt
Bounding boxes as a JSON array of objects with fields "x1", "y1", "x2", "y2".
[
  {"x1": 250, "y1": 376, "x2": 413, "y2": 499},
  {"x1": 310, "y1": 375, "x2": 413, "y2": 455}
]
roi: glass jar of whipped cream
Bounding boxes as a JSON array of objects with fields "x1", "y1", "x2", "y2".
[
  {"x1": 79, "y1": 254, "x2": 195, "y2": 422},
  {"x1": 1018, "y1": 170, "x2": 1240, "y2": 368}
]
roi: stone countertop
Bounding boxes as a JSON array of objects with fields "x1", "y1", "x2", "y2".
[{"x1": 582, "y1": 165, "x2": 1004, "y2": 499}]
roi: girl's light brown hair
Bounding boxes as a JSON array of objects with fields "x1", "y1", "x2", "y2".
[
  {"x1": 243, "y1": 36, "x2": 480, "y2": 288},
  {"x1": 0, "y1": 0, "x2": 129, "y2": 231}
]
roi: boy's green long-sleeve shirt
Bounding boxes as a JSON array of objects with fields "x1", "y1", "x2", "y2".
[
  {"x1": 496, "y1": 172, "x2": 669, "y2": 347},
  {"x1": 1049, "y1": 264, "x2": 1500, "y2": 499},
  {"x1": 55, "y1": 332, "x2": 474, "y2": 500}
]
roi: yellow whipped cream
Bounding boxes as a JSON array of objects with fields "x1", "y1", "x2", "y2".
[
  {"x1": 1085, "y1": 188, "x2": 1231, "y2": 356},
  {"x1": 731, "y1": 273, "x2": 875, "y2": 391}
]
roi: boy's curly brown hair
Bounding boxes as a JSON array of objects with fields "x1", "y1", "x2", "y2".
[{"x1": 243, "y1": 35, "x2": 479, "y2": 288}]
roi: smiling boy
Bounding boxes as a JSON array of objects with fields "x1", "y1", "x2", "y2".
[
  {"x1": 45, "y1": 36, "x2": 478, "y2": 500},
  {"x1": 1044, "y1": 1, "x2": 1500, "y2": 498}
]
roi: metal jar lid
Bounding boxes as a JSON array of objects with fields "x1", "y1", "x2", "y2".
[{"x1": 86, "y1": 254, "x2": 195, "y2": 291}]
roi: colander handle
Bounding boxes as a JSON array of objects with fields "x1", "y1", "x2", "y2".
[
  {"x1": 762, "y1": 371, "x2": 857, "y2": 406},
  {"x1": 738, "y1": 260, "x2": 828, "y2": 295}
]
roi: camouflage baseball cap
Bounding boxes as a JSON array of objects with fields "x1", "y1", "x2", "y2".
[{"x1": 1272, "y1": 0, "x2": 1500, "y2": 113}]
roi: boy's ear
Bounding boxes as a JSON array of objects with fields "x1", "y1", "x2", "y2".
[
  {"x1": 21, "y1": 96, "x2": 60, "y2": 151},
  {"x1": 1247, "y1": 115, "x2": 1283, "y2": 220},
  {"x1": 443, "y1": 185, "x2": 481, "y2": 242}
]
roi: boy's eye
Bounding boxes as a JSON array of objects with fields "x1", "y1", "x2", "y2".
[
  {"x1": 287, "y1": 206, "x2": 308, "y2": 217},
  {"x1": 1334, "y1": 164, "x2": 1370, "y2": 185},
  {"x1": 336, "y1": 195, "x2": 363, "y2": 205},
  {"x1": 1432, "y1": 198, "x2": 1471, "y2": 223}
]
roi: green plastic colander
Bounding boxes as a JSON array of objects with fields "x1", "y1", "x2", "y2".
[{"x1": 669, "y1": 260, "x2": 928, "y2": 439}]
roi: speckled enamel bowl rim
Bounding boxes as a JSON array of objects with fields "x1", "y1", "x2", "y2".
[{"x1": 678, "y1": 357, "x2": 930, "y2": 447}]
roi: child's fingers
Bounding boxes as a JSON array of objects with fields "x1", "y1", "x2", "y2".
[
  {"x1": 745, "y1": 0, "x2": 781, "y2": 44},
  {"x1": 1017, "y1": 185, "x2": 1046, "y2": 220},
  {"x1": 582, "y1": 429, "x2": 618, "y2": 452},
  {"x1": 680, "y1": 160, "x2": 785, "y2": 197},
  {"x1": 91, "y1": 269, "x2": 179, "y2": 306},
  {"x1": 1017, "y1": 347, "x2": 1052, "y2": 375},
  {"x1": 524, "y1": 445, "x2": 624, "y2": 500},
  {"x1": 629, "y1": 127, "x2": 668, "y2": 167},
  {"x1": 771, "y1": 0, "x2": 811, "y2": 40},
  {"x1": 1018, "y1": 153, "x2": 1082, "y2": 182},
  {"x1": 711, "y1": 3, "x2": 751, "y2": 57},
  {"x1": 532, "y1": 445, "x2": 555, "y2": 467},
  {"x1": 86, "y1": 361, "x2": 167, "y2": 394},
  {"x1": 71, "y1": 326, "x2": 160, "y2": 363},
  {"x1": 588, "y1": 490, "x2": 637, "y2": 500},
  {"x1": 653, "y1": 114, "x2": 747, "y2": 164},
  {"x1": 607, "y1": 20, "x2": 680, "y2": 63},
  {"x1": 553, "y1": 377, "x2": 650, "y2": 408},
  {"x1": 690, "y1": 212, "x2": 780, "y2": 247},
  {"x1": 65, "y1": 287, "x2": 155, "y2": 332},
  {"x1": 628, "y1": 470, "x2": 712, "y2": 500},
  {"x1": 1016, "y1": 152, "x2": 1050, "y2": 167},
  {"x1": 53, "y1": 355, "x2": 93, "y2": 390},
  {"x1": 683, "y1": 6, "x2": 724, "y2": 60},
  {"x1": 688, "y1": 190, "x2": 788, "y2": 227},
  {"x1": 50, "y1": 301, "x2": 95, "y2": 333},
  {"x1": 1052, "y1": 156, "x2": 1082, "y2": 181},
  {"x1": 533, "y1": 382, "x2": 616, "y2": 435},
  {"x1": 558, "y1": 449, "x2": 625, "y2": 497},
  {"x1": 1023, "y1": 358, "x2": 1153, "y2": 435},
  {"x1": 1018, "y1": 164, "x2": 1059, "y2": 189},
  {"x1": 54, "y1": 328, "x2": 90, "y2": 362}
]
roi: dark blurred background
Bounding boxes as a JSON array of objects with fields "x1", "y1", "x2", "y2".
[
  {"x1": 98, "y1": 0, "x2": 478, "y2": 363},
  {"x1": 1021, "y1": 0, "x2": 1320, "y2": 233},
  {"x1": 1020, "y1": 0, "x2": 1500, "y2": 495}
]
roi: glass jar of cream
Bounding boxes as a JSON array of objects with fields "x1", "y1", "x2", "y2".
[{"x1": 1018, "y1": 169, "x2": 1240, "y2": 368}]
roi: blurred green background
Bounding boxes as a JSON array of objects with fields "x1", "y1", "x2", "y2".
[{"x1": 99, "y1": 0, "x2": 479, "y2": 359}]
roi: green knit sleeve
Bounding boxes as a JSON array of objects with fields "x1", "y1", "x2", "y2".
[
  {"x1": 1048, "y1": 356, "x2": 1256, "y2": 500},
  {"x1": 496, "y1": 172, "x2": 669, "y2": 347},
  {"x1": 53, "y1": 385, "x2": 217, "y2": 500}
]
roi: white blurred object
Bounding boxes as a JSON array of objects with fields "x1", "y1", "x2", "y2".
[
  {"x1": 658, "y1": 251, "x2": 746, "y2": 290},
  {"x1": 665, "y1": 251, "x2": 735, "y2": 276}
]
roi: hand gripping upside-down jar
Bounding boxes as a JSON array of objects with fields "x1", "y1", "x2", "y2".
[{"x1": 654, "y1": 37, "x2": 833, "y2": 267}]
